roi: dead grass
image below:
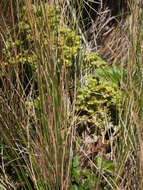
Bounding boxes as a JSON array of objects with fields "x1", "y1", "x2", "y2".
[{"x1": 0, "y1": 0, "x2": 143, "y2": 189}]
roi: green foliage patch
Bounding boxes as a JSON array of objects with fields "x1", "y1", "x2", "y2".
[
  {"x1": 75, "y1": 66, "x2": 122, "y2": 135},
  {"x1": 1, "y1": 4, "x2": 82, "y2": 91}
]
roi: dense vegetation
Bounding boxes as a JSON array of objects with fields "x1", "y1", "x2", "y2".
[{"x1": 0, "y1": 0, "x2": 143, "y2": 189}]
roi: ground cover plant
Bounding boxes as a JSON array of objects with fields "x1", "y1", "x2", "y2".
[{"x1": 0, "y1": 0, "x2": 143, "y2": 189}]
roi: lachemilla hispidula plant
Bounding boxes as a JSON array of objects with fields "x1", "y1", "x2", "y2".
[{"x1": 1, "y1": 3, "x2": 121, "y2": 136}]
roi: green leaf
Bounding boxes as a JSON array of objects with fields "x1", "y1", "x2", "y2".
[
  {"x1": 72, "y1": 168, "x2": 80, "y2": 183},
  {"x1": 72, "y1": 184, "x2": 79, "y2": 190},
  {"x1": 73, "y1": 155, "x2": 79, "y2": 168}
]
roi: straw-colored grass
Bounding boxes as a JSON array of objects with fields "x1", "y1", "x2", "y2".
[{"x1": 0, "y1": 0, "x2": 143, "y2": 189}]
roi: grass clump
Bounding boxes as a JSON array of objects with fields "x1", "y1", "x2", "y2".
[
  {"x1": 0, "y1": 0, "x2": 143, "y2": 190},
  {"x1": 0, "y1": 2, "x2": 76, "y2": 189}
]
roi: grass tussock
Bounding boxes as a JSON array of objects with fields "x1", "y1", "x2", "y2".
[{"x1": 0, "y1": 0, "x2": 143, "y2": 189}]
